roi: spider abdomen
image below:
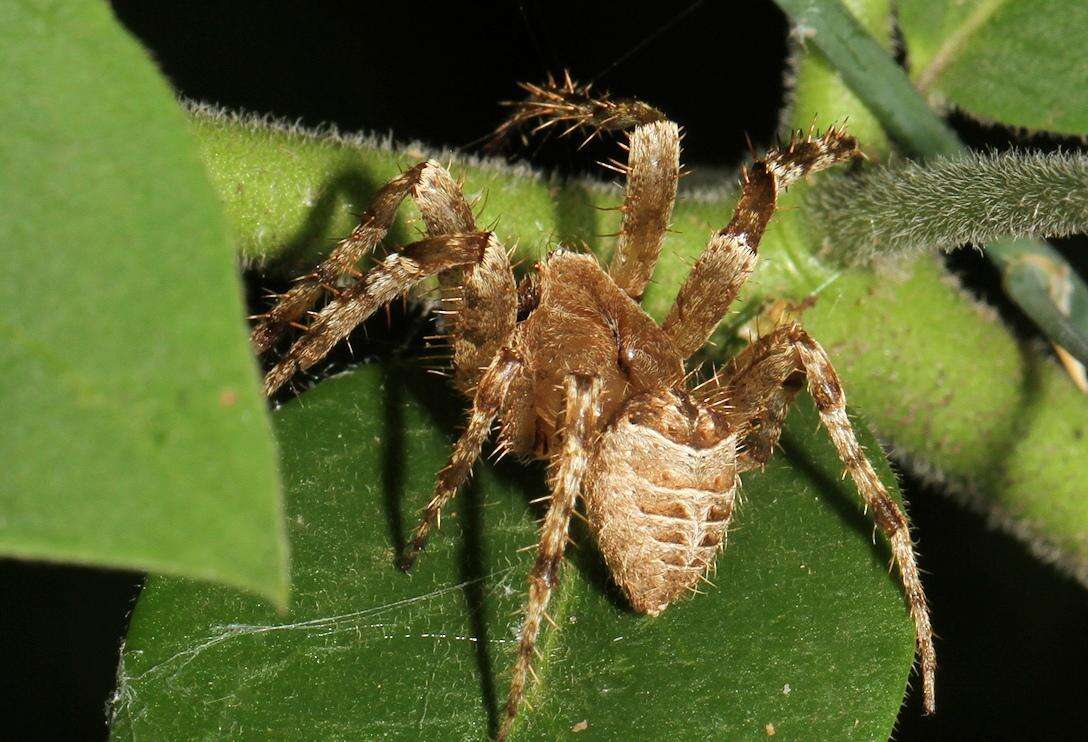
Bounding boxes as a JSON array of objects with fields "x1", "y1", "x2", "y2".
[{"x1": 584, "y1": 394, "x2": 738, "y2": 616}]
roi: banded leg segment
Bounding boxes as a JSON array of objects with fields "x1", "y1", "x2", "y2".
[
  {"x1": 398, "y1": 348, "x2": 523, "y2": 571},
  {"x1": 795, "y1": 330, "x2": 936, "y2": 714},
  {"x1": 703, "y1": 324, "x2": 936, "y2": 713},
  {"x1": 250, "y1": 163, "x2": 426, "y2": 355},
  {"x1": 497, "y1": 74, "x2": 680, "y2": 301},
  {"x1": 498, "y1": 374, "x2": 602, "y2": 742},
  {"x1": 262, "y1": 233, "x2": 494, "y2": 395},
  {"x1": 662, "y1": 128, "x2": 860, "y2": 359}
]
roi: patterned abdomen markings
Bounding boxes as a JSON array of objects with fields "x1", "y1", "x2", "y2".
[{"x1": 584, "y1": 393, "x2": 738, "y2": 615}]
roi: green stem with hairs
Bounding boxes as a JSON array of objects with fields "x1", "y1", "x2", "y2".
[{"x1": 809, "y1": 151, "x2": 1088, "y2": 263}]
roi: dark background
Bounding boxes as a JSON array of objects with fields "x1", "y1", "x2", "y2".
[{"x1": 5, "y1": 1, "x2": 1088, "y2": 739}]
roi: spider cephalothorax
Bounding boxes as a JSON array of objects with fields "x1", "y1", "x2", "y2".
[{"x1": 252, "y1": 74, "x2": 935, "y2": 740}]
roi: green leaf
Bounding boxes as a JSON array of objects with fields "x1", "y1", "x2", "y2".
[
  {"x1": 776, "y1": 0, "x2": 1088, "y2": 368},
  {"x1": 900, "y1": 0, "x2": 1088, "y2": 135},
  {"x1": 773, "y1": 0, "x2": 960, "y2": 157},
  {"x1": 0, "y1": 2, "x2": 288, "y2": 603},
  {"x1": 112, "y1": 363, "x2": 916, "y2": 740}
]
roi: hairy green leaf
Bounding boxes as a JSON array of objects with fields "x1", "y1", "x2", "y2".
[
  {"x1": 112, "y1": 363, "x2": 916, "y2": 740},
  {"x1": 901, "y1": 0, "x2": 1088, "y2": 135},
  {"x1": 0, "y1": 1, "x2": 288, "y2": 602}
]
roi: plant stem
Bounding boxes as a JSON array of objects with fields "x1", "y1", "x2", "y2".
[{"x1": 809, "y1": 151, "x2": 1088, "y2": 262}]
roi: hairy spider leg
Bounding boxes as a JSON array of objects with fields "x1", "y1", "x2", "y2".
[
  {"x1": 251, "y1": 163, "x2": 427, "y2": 355},
  {"x1": 662, "y1": 128, "x2": 860, "y2": 359},
  {"x1": 705, "y1": 325, "x2": 805, "y2": 473},
  {"x1": 701, "y1": 323, "x2": 937, "y2": 714},
  {"x1": 499, "y1": 374, "x2": 602, "y2": 742},
  {"x1": 255, "y1": 161, "x2": 517, "y2": 394},
  {"x1": 399, "y1": 349, "x2": 523, "y2": 571},
  {"x1": 495, "y1": 74, "x2": 680, "y2": 301},
  {"x1": 262, "y1": 232, "x2": 496, "y2": 395},
  {"x1": 414, "y1": 164, "x2": 517, "y2": 393},
  {"x1": 609, "y1": 119, "x2": 680, "y2": 301}
]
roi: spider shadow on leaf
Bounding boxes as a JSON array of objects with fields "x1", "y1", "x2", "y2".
[{"x1": 378, "y1": 361, "x2": 503, "y2": 736}]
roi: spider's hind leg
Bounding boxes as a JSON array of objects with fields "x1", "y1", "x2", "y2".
[
  {"x1": 497, "y1": 74, "x2": 680, "y2": 302},
  {"x1": 701, "y1": 323, "x2": 936, "y2": 714}
]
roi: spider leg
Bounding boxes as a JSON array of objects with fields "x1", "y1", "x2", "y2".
[
  {"x1": 398, "y1": 348, "x2": 523, "y2": 571},
  {"x1": 254, "y1": 161, "x2": 517, "y2": 393},
  {"x1": 662, "y1": 128, "x2": 860, "y2": 359},
  {"x1": 701, "y1": 327, "x2": 804, "y2": 472},
  {"x1": 497, "y1": 74, "x2": 680, "y2": 301},
  {"x1": 610, "y1": 119, "x2": 680, "y2": 301},
  {"x1": 262, "y1": 232, "x2": 496, "y2": 395},
  {"x1": 498, "y1": 374, "x2": 602, "y2": 742},
  {"x1": 737, "y1": 384, "x2": 797, "y2": 474},
  {"x1": 250, "y1": 163, "x2": 427, "y2": 355},
  {"x1": 415, "y1": 165, "x2": 518, "y2": 393},
  {"x1": 700, "y1": 324, "x2": 936, "y2": 714}
]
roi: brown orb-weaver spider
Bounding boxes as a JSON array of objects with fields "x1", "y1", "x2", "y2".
[{"x1": 251, "y1": 76, "x2": 935, "y2": 740}]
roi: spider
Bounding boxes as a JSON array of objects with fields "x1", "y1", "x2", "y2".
[{"x1": 251, "y1": 75, "x2": 935, "y2": 740}]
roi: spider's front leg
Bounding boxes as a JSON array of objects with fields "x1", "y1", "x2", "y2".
[
  {"x1": 262, "y1": 232, "x2": 496, "y2": 395},
  {"x1": 499, "y1": 374, "x2": 602, "y2": 742},
  {"x1": 662, "y1": 128, "x2": 861, "y2": 358},
  {"x1": 250, "y1": 163, "x2": 427, "y2": 355},
  {"x1": 497, "y1": 74, "x2": 680, "y2": 301},
  {"x1": 700, "y1": 324, "x2": 937, "y2": 714},
  {"x1": 255, "y1": 160, "x2": 517, "y2": 395}
]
